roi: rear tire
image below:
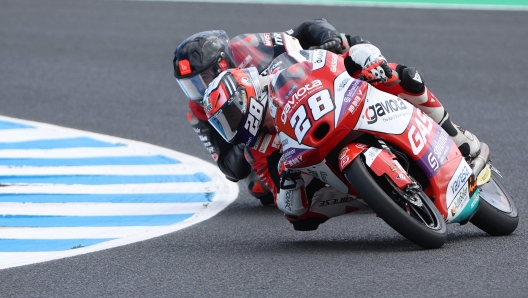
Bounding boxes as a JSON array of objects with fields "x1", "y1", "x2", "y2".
[
  {"x1": 344, "y1": 157, "x2": 447, "y2": 249},
  {"x1": 470, "y1": 172, "x2": 518, "y2": 236}
]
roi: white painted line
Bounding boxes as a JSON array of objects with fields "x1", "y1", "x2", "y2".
[
  {"x1": 0, "y1": 226, "x2": 157, "y2": 239},
  {"x1": 0, "y1": 128, "x2": 86, "y2": 143},
  {"x1": 0, "y1": 115, "x2": 239, "y2": 269},
  {"x1": 0, "y1": 182, "x2": 216, "y2": 194},
  {"x1": 113, "y1": 0, "x2": 528, "y2": 11},
  {"x1": 0, "y1": 164, "x2": 204, "y2": 176},
  {"x1": 0, "y1": 202, "x2": 206, "y2": 216},
  {"x1": 0, "y1": 147, "x2": 162, "y2": 158}
]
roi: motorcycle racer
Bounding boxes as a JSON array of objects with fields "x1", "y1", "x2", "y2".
[
  {"x1": 203, "y1": 44, "x2": 482, "y2": 231},
  {"x1": 173, "y1": 19, "x2": 349, "y2": 205}
]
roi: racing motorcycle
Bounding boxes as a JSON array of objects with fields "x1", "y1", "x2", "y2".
[{"x1": 269, "y1": 50, "x2": 518, "y2": 249}]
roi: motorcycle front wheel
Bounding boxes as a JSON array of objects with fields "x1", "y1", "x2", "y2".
[
  {"x1": 470, "y1": 171, "x2": 518, "y2": 236},
  {"x1": 343, "y1": 157, "x2": 447, "y2": 249}
]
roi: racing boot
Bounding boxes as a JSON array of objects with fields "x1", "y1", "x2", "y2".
[
  {"x1": 440, "y1": 119, "x2": 481, "y2": 159},
  {"x1": 390, "y1": 65, "x2": 481, "y2": 158},
  {"x1": 244, "y1": 170, "x2": 274, "y2": 205}
]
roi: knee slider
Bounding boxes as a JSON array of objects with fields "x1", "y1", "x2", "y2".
[{"x1": 398, "y1": 66, "x2": 425, "y2": 94}]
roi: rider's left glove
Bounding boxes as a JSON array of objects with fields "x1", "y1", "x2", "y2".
[{"x1": 310, "y1": 38, "x2": 344, "y2": 54}]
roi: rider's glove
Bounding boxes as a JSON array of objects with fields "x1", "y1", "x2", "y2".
[
  {"x1": 310, "y1": 37, "x2": 344, "y2": 53},
  {"x1": 348, "y1": 43, "x2": 393, "y2": 84}
]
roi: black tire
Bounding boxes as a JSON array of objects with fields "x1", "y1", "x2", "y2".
[
  {"x1": 344, "y1": 157, "x2": 447, "y2": 249},
  {"x1": 470, "y1": 172, "x2": 518, "y2": 236}
]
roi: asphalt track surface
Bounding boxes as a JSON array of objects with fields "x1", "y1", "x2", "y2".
[{"x1": 1, "y1": 0, "x2": 527, "y2": 297}]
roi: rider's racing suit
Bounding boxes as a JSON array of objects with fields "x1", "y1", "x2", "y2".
[{"x1": 187, "y1": 18, "x2": 348, "y2": 204}]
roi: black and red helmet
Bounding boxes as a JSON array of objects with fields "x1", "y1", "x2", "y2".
[
  {"x1": 173, "y1": 30, "x2": 230, "y2": 103},
  {"x1": 203, "y1": 67, "x2": 269, "y2": 147}
]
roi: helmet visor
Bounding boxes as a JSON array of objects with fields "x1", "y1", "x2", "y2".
[
  {"x1": 176, "y1": 66, "x2": 220, "y2": 102},
  {"x1": 208, "y1": 90, "x2": 247, "y2": 143}
]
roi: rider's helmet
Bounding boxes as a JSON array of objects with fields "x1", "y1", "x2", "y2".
[
  {"x1": 173, "y1": 30, "x2": 230, "y2": 103},
  {"x1": 203, "y1": 67, "x2": 269, "y2": 147}
]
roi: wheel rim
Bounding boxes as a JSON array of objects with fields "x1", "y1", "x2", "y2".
[{"x1": 385, "y1": 177, "x2": 444, "y2": 230}]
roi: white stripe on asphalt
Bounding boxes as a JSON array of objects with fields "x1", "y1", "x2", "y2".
[
  {"x1": 0, "y1": 182, "x2": 216, "y2": 194},
  {"x1": 0, "y1": 226, "x2": 169, "y2": 239},
  {"x1": 0, "y1": 164, "x2": 205, "y2": 175},
  {"x1": 0, "y1": 202, "x2": 206, "y2": 216},
  {"x1": 0, "y1": 115, "x2": 238, "y2": 269},
  {"x1": 0, "y1": 147, "x2": 163, "y2": 158},
  {"x1": 0, "y1": 128, "x2": 86, "y2": 142}
]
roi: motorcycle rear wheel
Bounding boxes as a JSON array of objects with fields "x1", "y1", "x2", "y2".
[
  {"x1": 344, "y1": 157, "x2": 447, "y2": 249},
  {"x1": 470, "y1": 172, "x2": 518, "y2": 236}
]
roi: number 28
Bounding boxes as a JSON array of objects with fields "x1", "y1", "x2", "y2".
[{"x1": 290, "y1": 89, "x2": 334, "y2": 143}]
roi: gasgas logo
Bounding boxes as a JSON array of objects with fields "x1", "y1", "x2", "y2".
[
  {"x1": 330, "y1": 53, "x2": 338, "y2": 72},
  {"x1": 408, "y1": 110, "x2": 433, "y2": 156},
  {"x1": 281, "y1": 80, "x2": 323, "y2": 123},
  {"x1": 365, "y1": 98, "x2": 407, "y2": 124}
]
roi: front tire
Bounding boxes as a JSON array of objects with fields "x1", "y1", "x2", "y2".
[
  {"x1": 344, "y1": 157, "x2": 447, "y2": 249},
  {"x1": 470, "y1": 172, "x2": 518, "y2": 236}
]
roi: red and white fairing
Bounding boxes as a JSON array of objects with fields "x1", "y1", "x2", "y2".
[{"x1": 272, "y1": 49, "x2": 476, "y2": 222}]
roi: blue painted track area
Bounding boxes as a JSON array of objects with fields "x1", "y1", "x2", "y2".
[{"x1": 0, "y1": 116, "x2": 238, "y2": 268}]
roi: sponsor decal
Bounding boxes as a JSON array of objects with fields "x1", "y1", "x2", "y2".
[
  {"x1": 284, "y1": 191, "x2": 292, "y2": 211},
  {"x1": 287, "y1": 154, "x2": 304, "y2": 167},
  {"x1": 212, "y1": 153, "x2": 219, "y2": 161},
  {"x1": 315, "y1": 50, "x2": 325, "y2": 63},
  {"x1": 273, "y1": 33, "x2": 283, "y2": 46},
  {"x1": 319, "y1": 196, "x2": 355, "y2": 207},
  {"x1": 408, "y1": 110, "x2": 433, "y2": 156},
  {"x1": 178, "y1": 59, "x2": 191, "y2": 75},
  {"x1": 219, "y1": 59, "x2": 228, "y2": 71},
  {"x1": 477, "y1": 165, "x2": 491, "y2": 186},
  {"x1": 258, "y1": 134, "x2": 272, "y2": 153},
  {"x1": 339, "y1": 155, "x2": 350, "y2": 170},
  {"x1": 282, "y1": 148, "x2": 296, "y2": 159},
  {"x1": 263, "y1": 33, "x2": 272, "y2": 46},
  {"x1": 365, "y1": 97, "x2": 408, "y2": 125},
  {"x1": 428, "y1": 152, "x2": 439, "y2": 172},
  {"x1": 450, "y1": 181, "x2": 470, "y2": 218},
  {"x1": 280, "y1": 136, "x2": 289, "y2": 147},
  {"x1": 468, "y1": 175, "x2": 477, "y2": 197},
  {"x1": 337, "y1": 77, "x2": 351, "y2": 92},
  {"x1": 252, "y1": 133, "x2": 264, "y2": 150},
  {"x1": 281, "y1": 80, "x2": 323, "y2": 123},
  {"x1": 268, "y1": 60, "x2": 283, "y2": 75},
  {"x1": 241, "y1": 77, "x2": 252, "y2": 86},
  {"x1": 433, "y1": 129, "x2": 449, "y2": 162},
  {"x1": 284, "y1": 35, "x2": 302, "y2": 51},
  {"x1": 451, "y1": 165, "x2": 470, "y2": 195},
  {"x1": 330, "y1": 53, "x2": 338, "y2": 72},
  {"x1": 343, "y1": 80, "x2": 362, "y2": 103},
  {"x1": 271, "y1": 134, "x2": 281, "y2": 149},
  {"x1": 338, "y1": 147, "x2": 351, "y2": 169},
  {"x1": 284, "y1": 85, "x2": 298, "y2": 100},
  {"x1": 364, "y1": 147, "x2": 382, "y2": 166},
  {"x1": 238, "y1": 55, "x2": 253, "y2": 68}
]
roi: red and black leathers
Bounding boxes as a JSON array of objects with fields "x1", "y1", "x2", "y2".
[{"x1": 185, "y1": 19, "x2": 348, "y2": 182}]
